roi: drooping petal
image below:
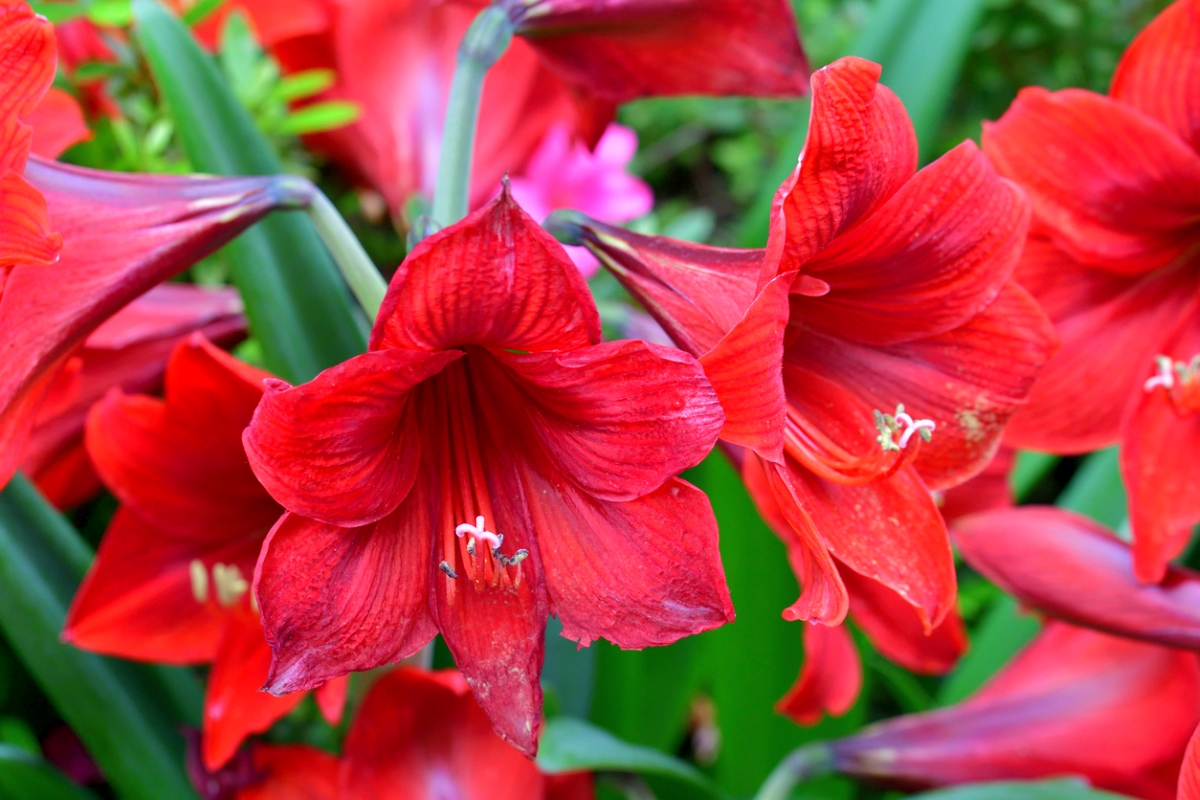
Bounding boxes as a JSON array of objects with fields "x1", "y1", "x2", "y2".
[
  {"x1": 954, "y1": 506, "x2": 1200, "y2": 650},
  {"x1": 797, "y1": 142, "x2": 1029, "y2": 346},
  {"x1": 1110, "y1": 0, "x2": 1200, "y2": 153},
  {"x1": 776, "y1": 622, "x2": 861, "y2": 725},
  {"x1": 254, "y1": 510, "x2": 437, "y2": 696},
  {"x1": 243, "y1": 348, "x2": 460, "y2": 528},
  {"x1": 27, "y1": 88, "x2": 90, "y2": 159},
  {"x1": 237, "y1": 744, "x2": 340, "y2": 800},
  {"x1": 341, "y1": 668, "x2": 544, "y2": 800},
  {"x1": 767, "y1": 57, "x2": 917, "y2": 276},
  {"x1": 0, "y1": 167, "x2": 60, "y2": 268},
  {"x1": 982, "y1": 86, "x2": 1200, "y2": 276},
  {"x1": 373, "y1": 190, "x2": 601, "y2": 354},
  {"x1": 1182, "y1": 724, "x2": 1200, "y2": 800},
  {"x1": 203, "y1": 614, "x2": 305, "y2": 771}
]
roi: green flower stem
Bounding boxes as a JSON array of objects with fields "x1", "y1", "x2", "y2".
[
  {"x1": 302, "y1": 184, "x2": 388, "y2": 321},
  {"x1": 428, "y1": 6, "x2": 515, "y2": 231},
  {"x1": 753, "y1": 743, "x2": 835, "y2": 800}
]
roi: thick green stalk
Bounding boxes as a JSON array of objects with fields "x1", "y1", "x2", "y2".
[
  {"x1": 753, "y1": 744, "x2": 835, "y2": 800},
  {"x1": 429, "y1": 6, "x2": 514, "y2": 228},
  {"x1": 304, "y1": 187, "x2": 388, "y2": 320}
]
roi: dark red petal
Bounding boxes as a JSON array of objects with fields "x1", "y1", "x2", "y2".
[
  {"x1": 954, "y1": 506, "x2": 1200, "y2": 649},
  {"x1": 373, "y1": 189, "x2": 600, "y2": 354},
  {"x1": 1110, "y1": 0, "x2": 1200, "y2": 153},
  {"x1": 767, "y1": 56, "x2": 917, "y2": 276},
  {"x1": 62, "y1": 507, "x2": 226, "y2": 664},
  {"x1": 776, "y1": 622, "x2": 861, "y2": 725},
  {"x1": 497, "y1": 340, "x2": 723, "y2": 501},
  {"x1": 244, "y1": 348, "x2": 459, "y2": 527},
  {"x1": 545, "y1": 773, "x2": 596, "y2": 800},
  {"x1": 238, "y1": 744, "x2": 339, "y2": 800},
  {"x1": 511, "y1": 0, "x2": 808, "y2": 103},
  {"x1": 1003, "y1": 236, "x2": 1192, "y2": 453},
  {"x1": 842, "y1": 566, "x2": 966, "y2": 675},
  {"x1": 26, "y1": 88, "x2": 90, "y2": 159},
  {"x1": 537, "y1": 476, "x2": 734, "y2": 649},
  {"x1": 798, "y1": 143, "x2": 1028, "y2": 346},
  {"x1": 341, "y1": 668, "x2": 544, "y2": 800},
  {"x1": 202, "y1": 614, "x2": 304, "y2": 771},
  {"x1": 982, "y1": 86, "x2": 1200, "y2": 276},
  {"x1": 313, "y1": 677, "x2": 348, "y2": 726},
  {"x1": 1182, "y1": 724, "x2": 1200, "y2": 800},
  {"x1": 254, "y1": 510, "x2": 436, "y2": 696}
]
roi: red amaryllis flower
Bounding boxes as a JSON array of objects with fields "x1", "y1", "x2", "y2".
[
  {"x1": 243, "y1": 190, "x2": 732, "y2": 754},
  {"x1": 829, "y1": 622, "x2": 1200, "y2": 800},
  {"x1": 23, "y1": 284, "x2": 246, "y2": 509},
  {"x1": 953, "y1": 506, "x2": 1200, "y2": 651},
  {"x1": 982, "y1": 0, "x2": 1200, "y2": 582},
  {"x1": 567, "y1": 56, "x2": 1056, "y2": 632},
  {"x1": 63, "y1": 335, "x2": 346, "y2": 771}
]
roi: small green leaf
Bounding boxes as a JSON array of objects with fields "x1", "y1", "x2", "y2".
[
  {"x1": 181, "y1": 0, "x2": 228, "y2": 26},
  {"x1": 273, "y1": 69, "x2": 337, "y2": 103},
  {"x1": 86, "y1": 0, "x2": 132, "y2": 27},
  {"x1": 279, "y1": 101, "x2": 361, "y2": 135},
  {"x1": 909, "y1": 779, "x2": 1135, "y2": 799},
  {"x1": 539, "y1": 717, "x2": 724, "y2": 799},
  {"x1": 1011, "y1": 450, "x2": 1061, "y2": 502},
  {"x1": 28, "y1": 2, "x2": 88, "y2": 24},
  {"x1": 0, "y1": 745, "x2": 97, "y2": 800}
]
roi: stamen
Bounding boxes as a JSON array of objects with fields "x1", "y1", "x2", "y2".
[
  {"x1": 455, "y1": 515, "x2": 502, "y2": 549},
  {"x1": 189, "y1": 559, "x2": 209, "y2": 604},
  {"x1": 439, "y1": 561, "x2": 459, "y2": 579},
  {"x1": 1144, "y1": 355, "x2": 1176, "y2": 392},
  {"x1": 212, "y1": 563, "x2": 249, "y2": 608},
  {"x1": 875, "y1": 404, "x2": 935, "y2": 452}
]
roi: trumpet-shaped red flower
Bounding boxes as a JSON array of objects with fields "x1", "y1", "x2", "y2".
[
  {"x1": 23, "y1": 284, "x2": 246, "y2": 509},
  {"x1": 954, "y1": 506, "x2": 1200, "y2": 651},
  {"x1": 983, "y1": 0, "x2": 1200, "y2": 582},
  {"x1": 567, "y1": 56, "x2": 1056, "y2": 632},
  {"x1": 829, "y1": 623, "x2": 1200, "y2": 800},
  {"x1": 63, "y1": 335, "x2": 346, "y2": 771},
  {"x1": 243, "y1": 190, "x2": 732, "y2": 754}
]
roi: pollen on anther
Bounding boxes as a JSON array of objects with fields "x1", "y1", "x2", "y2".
[
  {"x1": 189, "y1": 559, "x2": 208, "y2": 604},
  {"x1": 439, "y1": 561, "x2": 458, "y2": 579}
]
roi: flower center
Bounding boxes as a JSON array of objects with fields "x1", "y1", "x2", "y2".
[
  {"x1": 439, "y1": 514, "x2": 529, "y2": 595},
  {"x1": 781, "y1": 402, "x2": 933, "y2": 486},
  {"x1": 1143, "y1": 354, "x2": 1200, "y2": 414},
  {"x1": 189, "y1": 560, "x2": 255, "y2": 611}
]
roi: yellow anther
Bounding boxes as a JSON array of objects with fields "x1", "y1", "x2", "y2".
[
  {"x1": 212, "y1": 563, "x2": 249, "y2": 608},
  {"x1": 189, "y1": 559, "x2": 209, "y2": 604}
]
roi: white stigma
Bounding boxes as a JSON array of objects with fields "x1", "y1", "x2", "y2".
[
  {"x1": 1144, "y1": 355, "x2": 1176, "y2": 392},
  {"x1": 456, "y1": 515, "x2": 503, "y2": 549}
]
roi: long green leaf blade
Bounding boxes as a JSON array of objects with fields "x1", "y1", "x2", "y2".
[{"x1": 0, "y1": 744, "x2": 98, "y2": 800}]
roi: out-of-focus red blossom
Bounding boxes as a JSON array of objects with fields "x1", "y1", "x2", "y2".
[
  {"x1": 1182, "y1": 725, "x2": 1200, "y2": 800},
  {"x1": 166, "y1": 0, "x2": 331, "y2": 50},
  {"x1": 41, "y1": 726, "x2": 103, "y2": 786},
  {"x1": 829, "y1": 622, "x2": 1200, "y2": 800},
  {"x1": 62, "y1": 336, "x2": 347, "y2": 771},
  {"x1": 983, "y1": 0, "x2": 1200, "y2": 583},
  {"x1": 22, "y1": 284, "x2": 246, "y2": 509},
  {"x1": 248, "y1": 0, "x2": 804, "y2": 218},
  {"x1": 52, "y1": 19, "x2": 121, "y2": 120},
  {"x1": 242, "y1": 190, "x2": 732, "y2": 754},
  {"x1": 937, "y1": 446, "x2": 1015, "y2": 523},
  {"x1": 26, "y1": 87, "x2": 91, "y2": 159},
  {"x1": 954, "y1": 506, "x2": 1200, "y2": 650},
  {"x1": 572, "y1": 56, "x2": 1055, "y2": 635},
  {"x1": 776, "y1": 623, "x2": 861, "y2": 725}
]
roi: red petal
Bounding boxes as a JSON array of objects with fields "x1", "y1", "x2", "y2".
[
  {"x1": 341, "y1": 668, "x2": 544, "y2": 800},
  {"x1": 239, "y1": 744, "x2": 339, "y2": 800},
  {"x1": 798, "y1": 142, "x2": 1028, "y2": 346},
  {"x1": 191, "y1": 0, "x2": 330, "y2": 50},
  {"x1": 244, "y1": 348, "x2": 459, "y2": 527},
  {"x1": 842, "y1": 565, "x2": 966, "y2": 675},
  {"x1": 202, "y1": 614, "x2": 304, "y2": 771},
  {"x1": 512, "y1": 0, "x2": 808, "y2": 103},
  {"x1": 546, "y1": 773, "x2": 596, "y2": 800},
  {"x1": 1003, "y1": 236, "x2": 1192, "y2": 453},
  {"x1": 496, "y1": 340, "x2": 723, "y2": 502},
  {"x1": 1182, "y1": 724, "x2": 1200, "y2": 800},
  {"x1": 982, "y1": 86, "x2": 1200, "y2": 275},
  {"x1": 1110, "y1": 0, "x2": 1200, "y2": 153},
  {"x1": 0, "y1": 0, "x2": 56, "y2": 130},
  {"x1": 0, "y1": 168, "x2": 60, "y2": 268},
  {"x1": 937, "y1": 447, "x2": 1014, "y2": 524},
  {"x1": 767, "y1": 57, "x2": 917, "y2": 276},
  {"x1": 313, "y1": 677, "x2": 348, "y2": 726},
  {"x1": 254, "y1": 510, "x2": 437, "y2": 696},
  {"x1": 954, "y1": 506, "x2": 1200, "y2": 650},
  {"x1": 535, "y1": 476, "x2": 734, "y2": 649},
  {"x1": 775, "y1": 622, "x2": 861, "y2": 725},
  {"x1": 27, "y1": 88, "x2": 90, "y2": 160},
  {"x1": 372, "y1": 188, "x2": 600, "y2": 354}
]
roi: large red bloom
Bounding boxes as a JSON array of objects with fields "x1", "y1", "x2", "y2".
[
  {"x1": 829, "y1": 623, "x2": 1200, "y2": 800},
  {"x1": 983, "y1": 0, "x2": 1200, "y2": 582},
  {"x1": 570, "y1": 56, "x2": 1055, "y2": 633},
  {"x1": 243, "y1": 190, "x2": 732, "y2": 755},
  {"x1": 63, "y1": 335, "x2": 346, "y2": 771}
]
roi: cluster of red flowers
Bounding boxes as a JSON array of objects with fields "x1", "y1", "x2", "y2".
[{"x1": 2, "y1": 0, "x2": 1200, "y2": 797}]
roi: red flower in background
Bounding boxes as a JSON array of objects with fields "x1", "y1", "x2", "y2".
[
  {"x1": 243, "y1": 190, "x2": 732, "y2": 754},
  {"x1": 1183, "y1": 725, "x2": 1200, "y2": 800},
  {"x1": 569, "y1": 56, "x2": 1055, "y2": 635},
  {"x1": 829, "y1": 623, "x2": 1200, "y2": 800},
  {"x1": 984, "y1": 0, "x2": 1200, "y2": 582},
  {"x1": 63, "y1": 336, "x2": 346, "y2": 771},
  {"x1": 23, "y1": 284, "x2": 246, "y2": 509}
]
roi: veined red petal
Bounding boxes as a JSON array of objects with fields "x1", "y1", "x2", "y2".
[
  {"x1": 954, "y1": 506, "x2": 1200, "y2": 650},
  {"x1": 766, "y1": 56, "x2": 917, "y2": 277},
  {"x1": 238, "y1": 744, "x2": 339, "y2": 800},
  {"x1": 1110, "y1": 0, "x2": 1200, "y2": 153},
  {"x1": 27, "y1": 88, "x2": 90, "y2": 159},
  {"x1": 1182, "y1": 724, "x2": 1200, "y2": 800},
  {"x1": 776, "y1": 622, "x2": 861, "y2": 725},
  {"x1": 0, "y1": 0, "x2": 56, "y2": 134},
  {"x1": 373, "y1": 189, "x2": 600, "y2": 354},
  {"x1": 244, "y1": 348, "x2": 459, "y2": 528},
  {"x1": 254, "y1": 510, "x2": 437, "y2": 696},
  {"x1": 203, "y1": 614, "x2": 305, "y2": 771},
  {"x1": 798, "y1": 143, "x2": 1028, "y2": 346},
  {"x1": 982, "y1": 86, "x2": 1200, "y2": 276}
]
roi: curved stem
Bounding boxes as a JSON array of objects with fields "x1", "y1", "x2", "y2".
[
  {"x1": 753, "y1": 744, "x2": 835, "y2": 800},
  {"x1": 304, "y1": 186, "x2": 388, "y2": 321},
  {"x1": 428, "y1": 6, "x2": 515, "y2": 231}
]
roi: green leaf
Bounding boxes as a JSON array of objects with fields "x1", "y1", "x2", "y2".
[
  {"x1": 181, "y1": 0, "x2": 228, "y2": 26},
  {"x1": 1011, "y1": 450, "x2": 1061, "y2": 502},
  {"x1": 1056, "y1": 447, "x2": 1127, "y2": 529},
  {"x1": 279, "y1": 101, "x2": 361, "y2": 136},
  {"x1": 86, "y1": 0, "x2": 132, "y2": 26},
  {"x1": 936, "y1": 595, "x2": 1040, "y2": 706},
  {"x1": 909, "y1": 779, "x2": 1135, "y2": 799},
  {"x1": 133, "y1": 0, "x2": 368, "y2": 383},
  {"x1": 538, "y1": 717, "x2": 724, "y2": 799},
  {"x1": 0, "y1": 476, "x2": 200, "y2": 800},
  {"x1": 0, "y1": 745, "x2": 97, "y2": 800},
  {"x1": 28, "y1": 2, "x2": 88, "y2": 24},
  {"x1": 273, "y1": 70, "x2": 337, "y2": 103}
]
